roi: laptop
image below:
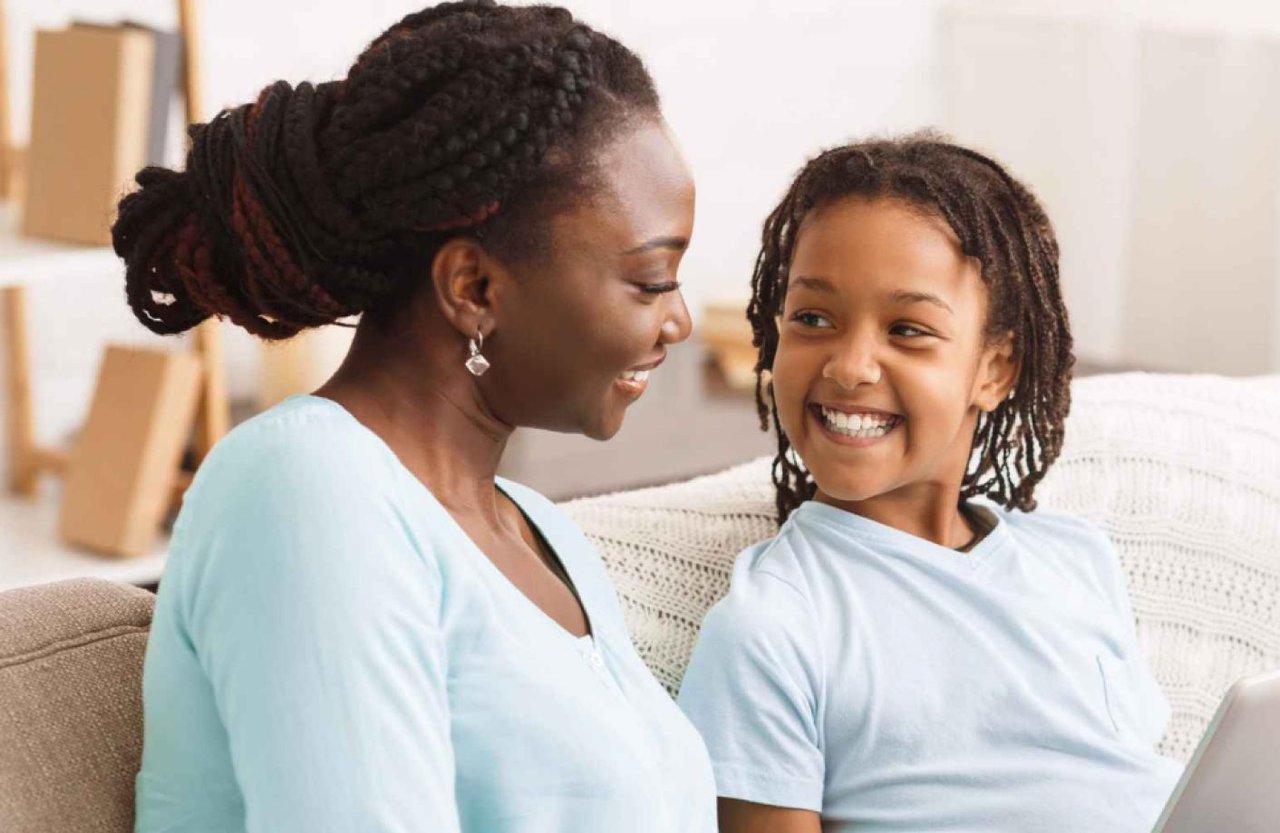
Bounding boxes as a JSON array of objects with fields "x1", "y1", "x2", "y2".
[{"x1": 1152, "y1": 669, "x2": 1280, "y2": 833}]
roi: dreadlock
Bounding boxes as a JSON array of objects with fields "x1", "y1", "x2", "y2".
[
  {"x1": 749, "y1": 132, "x2": 1075, "y2": 524},
  {"x1": 112, "y1": 1, "x2": 659, "y2": 340}
]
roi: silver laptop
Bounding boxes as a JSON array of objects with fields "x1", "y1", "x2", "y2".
[{"x1": 1152, "y1": 669, "x2": 1280, "y2": 833}]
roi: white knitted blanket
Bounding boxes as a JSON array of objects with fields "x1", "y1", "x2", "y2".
[{"x1": 561, "y1": 372, "x2": 1280, "y2": 763}]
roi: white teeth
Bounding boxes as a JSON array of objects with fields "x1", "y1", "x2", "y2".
[
  {"x1": 819, "y1": 406, "x2": 897, "y2": 438},
  {"x1": 619, "y1": 370, "x2": 650, "y2": 382}
]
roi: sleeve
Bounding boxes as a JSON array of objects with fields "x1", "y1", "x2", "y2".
[
  {"x1": 1081, "y1": 518, "x2": 1172, "y2": 749},
  {"x1": 676, "y1": 561, "x2": 825, "y2": 812},
  {"x1": 175, "y1": 434, "x2": 460, "y2": 832}
]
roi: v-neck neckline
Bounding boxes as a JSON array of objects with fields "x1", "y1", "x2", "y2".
[{"x1": 293, "y1": 394, "x2": 597, "y2": 646}]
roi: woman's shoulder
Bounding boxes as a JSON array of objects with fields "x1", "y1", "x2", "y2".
[
  {"x1": 167, "y1": 396, "x2": 442, "y2": 608},
  {"x1": 172, "y1": 395, "x2": 413, "y2": 555},
  {"x1": 186, "y1": 396, "x2": 399, "y2": 501},
  {"x1": 201, "y1": 393, "x2": 389, "y2": 468}
]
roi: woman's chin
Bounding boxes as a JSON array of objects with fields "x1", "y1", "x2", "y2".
[
  {"x1": 581, "y1": 382, "x2": 642, "y2": 440},
  {"x1": 584, "y1": 408, "x2": 627, "y2": 441}
]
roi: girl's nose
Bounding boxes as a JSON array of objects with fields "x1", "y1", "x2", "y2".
[{"x1": 822, "y1": 337, "x2": 881, "y2": 389}]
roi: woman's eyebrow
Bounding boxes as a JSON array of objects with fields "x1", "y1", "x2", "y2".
[{"x1": 620, "y1": 236, "x2": 689, "y2": 255}]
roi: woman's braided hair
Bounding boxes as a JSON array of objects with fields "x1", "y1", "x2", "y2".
[
  {"x1": 112, "y1": 1, "x2": 659, "y2": 340},
  {"x1": 750, "y1": 133, "x2": 1075, "y2": 524}
]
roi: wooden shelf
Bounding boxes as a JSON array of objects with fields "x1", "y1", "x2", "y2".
[
  {"x1": 0, "y1": 202, "x2": 120, "y2": 287},
  {"x1": 0, "y1": 481, "x2": 167, "y2": 592}
]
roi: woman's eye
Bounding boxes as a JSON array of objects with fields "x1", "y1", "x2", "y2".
[
  {"x1": 638, "y1": 281, "x2": 682, "y2": 295},
  {"x1": 792, "y1": 311, "x2": 833, "y2": 329},
  {"x1": 891, "y1": 323, "x2": 931, "y2": 338}
]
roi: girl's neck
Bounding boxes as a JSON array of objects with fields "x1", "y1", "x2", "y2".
[{"x1": 814, "y1": 485, "x2": 980, "y2": 550}]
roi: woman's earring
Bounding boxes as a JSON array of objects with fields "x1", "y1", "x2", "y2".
[{"x1": 465, "y1": 329, "x2": 490, "y2": 377}]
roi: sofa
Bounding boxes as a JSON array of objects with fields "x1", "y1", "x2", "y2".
[{"x1": 2, "y1": 372, "x2": 1277, "y2": 831}]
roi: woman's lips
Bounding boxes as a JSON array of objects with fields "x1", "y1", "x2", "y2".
[
  {"x1": 614, "y1": 371, "x2": 650, "y2": 397},
  {"x1": 614, "y1": 354, "x2": 665, "y2": 398}
]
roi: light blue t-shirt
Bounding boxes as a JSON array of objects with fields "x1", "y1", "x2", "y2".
[
  {"x1": 678, "y1": 498, "x2": 1184, "y2": 832},
  {"x1": 135, "y1": 395, "x2": 716, "y2": 833}
]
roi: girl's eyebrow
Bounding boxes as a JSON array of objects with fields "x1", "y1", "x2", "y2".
[
  {"x1": 889, "y1": 289, "x2": 954, "y2": 315},
  {"x1": 787, "y1": 275, "x2": 836, "y2": 294},
  {"x1": 788, "y1": 277, "x2": 954, "y2": 315}
]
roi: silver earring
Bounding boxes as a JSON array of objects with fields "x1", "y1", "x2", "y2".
[{"x1": 465, "y1": 329, "x2": 490, "y2": 377}]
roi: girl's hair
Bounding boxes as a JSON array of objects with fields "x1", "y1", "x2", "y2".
[
  {"x1": 749, "y1": 132, "x2": 1075, "y2": 524},
  {"x1": 112, "y1": 0, "x2": 659, "y2": 340}
]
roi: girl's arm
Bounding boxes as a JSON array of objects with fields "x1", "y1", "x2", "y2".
[
  {"x1": 678, "y1": 561, "x2": 827, "y2": 831},
  {"x1": 719, "y1": 798, "x2": 822, "y2": 833}
]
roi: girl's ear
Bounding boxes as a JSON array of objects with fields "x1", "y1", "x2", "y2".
[{"x1": 974, "y1": 330, "x2": 1019, "y2": 413}]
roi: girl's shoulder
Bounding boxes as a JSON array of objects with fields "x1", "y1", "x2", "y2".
[
  {"x1": 987, "y1": 501, "x2": 1128, "y2": 601},
  {"x1": 990, "y1": 501, "x2": 1114, "y2": 553},
  {"x1": 710, "y1": 528, "x2": 825, "y2": 637}
]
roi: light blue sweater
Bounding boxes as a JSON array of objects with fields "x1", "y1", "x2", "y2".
[{"x1": 135, "y1": 395, "x2": 716, "y2": 832}]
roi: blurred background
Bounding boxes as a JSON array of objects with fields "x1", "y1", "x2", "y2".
[{"x1": 3, "y1": 0, "x2": 1279, "y2": 586}]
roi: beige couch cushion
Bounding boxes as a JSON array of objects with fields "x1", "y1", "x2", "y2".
[
  {"x1": 0, "y1": 578, "x2": 154, "y2": 833},
  {"x1": 563, "y1": 372, "x2": 1280, "y2": 763}
]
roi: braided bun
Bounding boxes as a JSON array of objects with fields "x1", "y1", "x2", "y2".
[{"x1": 113, "y1": 0, "x2": 658, "y2": 339}]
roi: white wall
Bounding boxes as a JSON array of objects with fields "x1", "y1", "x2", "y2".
[
  {"x1": 10, "y1": 0, "x2": 1279, "y2": 486},
  {"x1": 601, "y1": 0, "x2": 940, "y2": 308},
  {"x1": 0, "y1": 0, "x2": 941, "y2": 474},
  {"x1": 941, "y1": 0, "x2": 1280, "y2": 374}
]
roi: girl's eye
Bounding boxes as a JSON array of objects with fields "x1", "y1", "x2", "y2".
[
  {"x1": 638, "y1": 281, "x2": 682, "y2": 295},
  {"x1": 792, "y1": 311, "x2": 834, "y2": 329},
  {"x1": 891, "y1": 323, "x2": 931, "y2": 338}
]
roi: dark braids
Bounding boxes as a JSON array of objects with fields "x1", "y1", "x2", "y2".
[
  {"x1": 112, "y1": 1, "x2": 659, "y2": 340},
  {"x1": 750, "y1": 132, "x2": 1075, "y2": 524}
]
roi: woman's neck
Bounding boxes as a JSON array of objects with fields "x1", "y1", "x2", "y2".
[{"x1": 312, "y1": 317, "x2": 513, "y2": 519}]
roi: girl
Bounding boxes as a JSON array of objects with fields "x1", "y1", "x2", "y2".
[
  {"x1": 678, "y1": 135, "x2": 1183, "y2": 832},
  {"x1": 117, "y1": 2, "x2": 715, "y2": 830}
]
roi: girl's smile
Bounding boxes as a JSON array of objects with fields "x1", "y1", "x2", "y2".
[{"x1": 809, "y1": 403, "x2": 904, "y2": 447}]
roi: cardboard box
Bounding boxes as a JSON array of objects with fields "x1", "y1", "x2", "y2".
[
  {"x1": 59, "y1": 346, "x2": 203, "y2": 558},
  {"x1": 21, "y1": 24, "x2": 155, "y2": 245}
]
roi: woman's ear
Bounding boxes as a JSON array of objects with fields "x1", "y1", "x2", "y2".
[
  {"x1": 974, "y1": 330, "x2": 1019, "y2": 413},
  {"x1": 429, "y1": 237, "x2": 498, "y2": 339}
]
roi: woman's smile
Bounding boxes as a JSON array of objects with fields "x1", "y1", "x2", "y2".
[{"x1": 613, "y1": 353, "x2": 666, "y2": 398}]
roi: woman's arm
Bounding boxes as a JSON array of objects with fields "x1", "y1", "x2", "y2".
[
  {"x1": 718, "y1": 798, "x2": 822, "y2": 833},
  {"x1": 175, "y1": 438, "x2": 460, "y2": 831}
]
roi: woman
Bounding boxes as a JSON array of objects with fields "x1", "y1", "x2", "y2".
[{"x1": 113, "y1": 3, "x2": 715, "y2": 830}]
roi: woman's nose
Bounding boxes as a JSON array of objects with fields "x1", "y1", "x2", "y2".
[{"x1": 659, "y1": 290, "x2": 693, "y2": 345}]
